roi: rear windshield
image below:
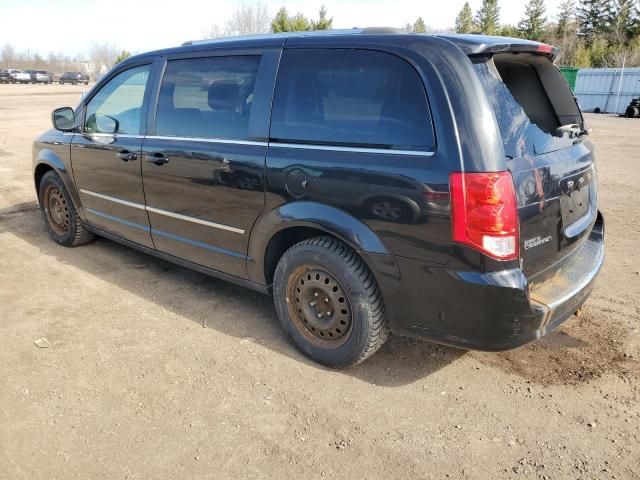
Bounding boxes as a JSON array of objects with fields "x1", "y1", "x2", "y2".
[{"x1": 472, "y1": 53, "x2": 583, "y2": 158}]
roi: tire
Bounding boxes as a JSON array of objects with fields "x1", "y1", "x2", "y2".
[
  {"x1": 273, "y1": 236, "x2": 388, "y2": 368},
  {"x1": 38, "y1": 171, "x2": 94, "y2": 247},
  {"x1": 85, "y1": 81, "x2": 89, "y2": 85}
]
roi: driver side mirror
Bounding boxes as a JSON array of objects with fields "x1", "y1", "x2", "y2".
[{"x1": 52, "y1": 107, "x2": 75, "y2": 131}]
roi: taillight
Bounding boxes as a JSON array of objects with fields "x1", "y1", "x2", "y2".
[
  {"x1": 536, "y1": 43, "x2": 554, "y2": 53},
  {"x1": 449, "y1": 172, "x2": 519, "y2": 261}
]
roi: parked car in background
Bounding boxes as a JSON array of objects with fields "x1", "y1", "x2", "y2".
[
  {"x1": 13, "y1": 70, "x2": 35, "y2": 84},
  {"x1": 50, "y1": 73, "x2": 61, "y2": 83},
  {"x1": 33, "y1": 71, "x2": 53, "y2": 84},
  {"x1": 59, "y1": 72, "x2": 89, "y2": 85},
  {"x1": 0, "y1": 69, "x2": 22, "y2": 83},
  {"x1": 33, "y1": 30, "x2": 604, "y2": 368}
]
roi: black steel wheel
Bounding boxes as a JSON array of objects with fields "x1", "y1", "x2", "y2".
[
  {"x1": 38, "y1": 171, "x2": 94, "y2": 247},
  {"x1": 286, "y1": 266, "x2": 353, "y2": 348},
  {"x1": 43, "y1": 184, "x2": 70, "y2": 236},
  {"x1": 273, "y1": 236, "x2": 388, "y2": 368}
]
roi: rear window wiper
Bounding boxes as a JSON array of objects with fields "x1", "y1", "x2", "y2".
[{"x1": 556, "y1": 124, "x2": 589, "y2": 139}]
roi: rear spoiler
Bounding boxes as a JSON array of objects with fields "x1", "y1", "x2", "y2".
[{"x1": 435, "y1": 34, "x2": 559, "y2": 61}]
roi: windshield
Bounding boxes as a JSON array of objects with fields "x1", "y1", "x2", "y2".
[{"x1": 472, "y1": 54, "x2": 583, "y2": 158}]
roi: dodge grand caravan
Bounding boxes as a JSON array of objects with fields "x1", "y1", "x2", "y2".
[{"x1": 33, "y1": 30, "x2": 604, "y2": 368}]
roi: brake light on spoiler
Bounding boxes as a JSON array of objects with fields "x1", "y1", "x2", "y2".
[
  {"x1": 449, "y1": 172, "x2": 519, "y2": 261},
  {"x1": 536, "y1": 43, "x2": 554, "y2": 54}
]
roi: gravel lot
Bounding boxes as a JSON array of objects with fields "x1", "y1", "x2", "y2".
[{"x1": 0, "y1": 84, "x2": 638, "y2": 480}]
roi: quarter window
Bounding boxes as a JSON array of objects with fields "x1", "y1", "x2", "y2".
[
  {"x1": 154, "y1": 56, "x2": 261, "y2": 140},
  {"x1": 270, "y1": 49, "x2": 435, "y2": 151},
  {"x1": 85, "y1": 65, "x2": 150, "y2": 135}
]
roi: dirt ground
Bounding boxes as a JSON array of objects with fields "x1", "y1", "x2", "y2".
[{"x1": 0, "y1": 84, "x2": 638, "y2": 480}]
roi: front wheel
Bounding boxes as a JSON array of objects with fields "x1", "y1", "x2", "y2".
[
  {"x1": 273, "y1": 236, "x2": 388, "y2": 368},
  {"x1": 38, "y1": 171, "x2": 94, "y2": 247}
]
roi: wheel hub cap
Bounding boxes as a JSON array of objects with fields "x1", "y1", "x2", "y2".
[
  {"x1": 45, "y1": 186, "x2": 70, "y2": 235},
  {"x1": 288, "y1": 267, "x2": 352, "y2": 346}
]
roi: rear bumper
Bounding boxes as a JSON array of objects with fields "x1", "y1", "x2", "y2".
[{"x1": 367, "y1": 213, "x2": 605, "y2": 351}]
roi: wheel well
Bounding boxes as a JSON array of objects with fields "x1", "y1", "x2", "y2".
[
  {"x1": 264, "y1": 226, "x2": 338, "y2": 290},
  {"x1": 34, "y1": 164, "x2": 54, "y2": 193}
]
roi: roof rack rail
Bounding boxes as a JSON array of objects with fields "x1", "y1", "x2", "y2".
[
  {"x1": 360, "y1": 27, "x2": 406, "y2": 34},
  {"x1": 180, "y1": 27, "x2": 409, "y2": 47}
]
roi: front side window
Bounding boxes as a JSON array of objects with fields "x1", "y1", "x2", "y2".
[
  {"x1": 85, "y1": 65, "x2": 150, "y2": 135},
  {"x1": 270, "y1": 49, "x2": 435, "y2": 151},
  {"x1": 154, "y1": 55, "x2": 261, "y2": 140}
]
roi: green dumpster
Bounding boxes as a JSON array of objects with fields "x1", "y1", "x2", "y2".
[{"x1": 560, "y1": 67, "x2": 579, "y2": 91}]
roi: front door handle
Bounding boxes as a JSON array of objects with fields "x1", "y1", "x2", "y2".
[
  {"x1": 116, "y1": 150, "x2": 137, "y2": 161},
  {"x1": 145, "y1": 153, "x2": 169, "y2": 166}
]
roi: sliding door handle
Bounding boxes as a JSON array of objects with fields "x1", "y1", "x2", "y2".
[
  {"x1": 116, "y1": 150, "x2": 137, "y2": 161},
  {"x1": 145, "y1": 153, "x2": 169, "y2": 166}
]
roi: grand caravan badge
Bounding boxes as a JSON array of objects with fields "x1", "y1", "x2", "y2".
[{"x1": 524, "y1": 235, "x2": 552, "y2": 250}]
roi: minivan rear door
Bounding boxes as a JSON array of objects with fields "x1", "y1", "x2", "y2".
[{"x1": 472, "y1": 52, "x2": 597, "y2": 278}]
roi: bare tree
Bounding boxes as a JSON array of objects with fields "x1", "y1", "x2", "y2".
[
  {"x1": 205, "y1": 2, "x2": 270, "y2": 39},
  {"x1": 87, "y1": 42, "x2": 119, "y2": 76},
  {"x1": 203, "y1": 24, "x2": 225, "y2": 39},
  {"x1": 1, "y1": 43, "x2": 16, "y2": 68}
]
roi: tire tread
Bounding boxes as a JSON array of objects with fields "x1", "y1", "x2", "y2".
[
  {"x1": 279, "y1": 236, "x2": 388, "y2": 366},
  {"x1": 40, "y1": 171, "x2": 94, "y2": 247}
]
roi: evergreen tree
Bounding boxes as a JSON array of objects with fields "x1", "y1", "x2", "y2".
[
  {"x1": 288, "y1": 13, "x2": 311, "y2": 31},
  {"x1": 475, "y1": 0, "x2": 500, "y2": 35},
  {"x1": 413, "y1": 17, "x2": 427, "y2": 33},
  {"x1": 271, "y1": 7, "x2": 290, "y2": 33},
  {"x1": 270, "y1": 7, "x2": 311, "y2": 32},
  {"x1": 311, "y1": 6, "x2": 333, "y2": 30},
  {"x1": 611, "y1": 0, "x2": 638, "y2": 43},
  {"x1": 518, "y1": 0, "x2": 547, "y2": 40},
  {"x1": 499, "y1": 25, "x2": 521, "y2": 37},
  {"x1": 556, "y1": 0, "x2": 577, "y2": 38},
  {"x1": 114, "y1": 50, "x2": 132, "y2": 65},
  {"x1": 455, "y1": 2, "x2": 475, "y2": 33},
  {"x1": 577, "y1": 0, "x2": 613, "y2": 41}
]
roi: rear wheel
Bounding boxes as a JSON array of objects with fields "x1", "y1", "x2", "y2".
[
  {"x1": 38, "y1": 171, "x2": 94, "y2": 247},
  {"x1": 273, "y1": 236, "x2": 388, "y2": 368}
]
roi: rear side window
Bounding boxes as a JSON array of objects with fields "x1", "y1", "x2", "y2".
[
  {"x1": 472, "y1": 53, "x2": 583, "y2": 158},
  {"x1": 271, "y1": 49, "x2": 435, "y2": 151},
  {"x1": 154, "y1": 56, "x2": 260, "y2": 140}
]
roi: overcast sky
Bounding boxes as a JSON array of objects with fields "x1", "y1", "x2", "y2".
[{"x1": 2, "y1": 0, "x2": 564, "y2": 57}]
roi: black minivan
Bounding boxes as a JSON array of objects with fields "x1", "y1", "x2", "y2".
[{"x1": 34, "y1": 30, "x2": 604, "y2": 367}]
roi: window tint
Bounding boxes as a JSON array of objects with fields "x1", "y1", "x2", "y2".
[
  {"x1": 271, "y1": 49, "x2": 434, "y2": 150},
  {"x1": 85, "y1": 65, "x2": 150, "y2": 135},
  {"x1": 154, "y1": 56, "x2": 261, "y2": 140}
]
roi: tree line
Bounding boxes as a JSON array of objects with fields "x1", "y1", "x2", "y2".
[
  {"x1": 3, "y1": 1, "x2": 639, "y2": 73},
  {"x1": 0, "y1": 42, "x2": 131, "y2": 77},
  {"x1": 447, "y1": 0, "x2": 640, "y2": 67}
]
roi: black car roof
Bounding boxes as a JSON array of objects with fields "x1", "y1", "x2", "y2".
[{"x1": 128, "y1": 29, "x2": 553, "y2": 63}]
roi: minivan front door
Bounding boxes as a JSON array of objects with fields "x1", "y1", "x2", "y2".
[
  {"x1": 72, "y1": 63, "x2": 154, "y2": 248},
  {"x1": 141, "y1": 53, "x2": 276, "y2": 278}
]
